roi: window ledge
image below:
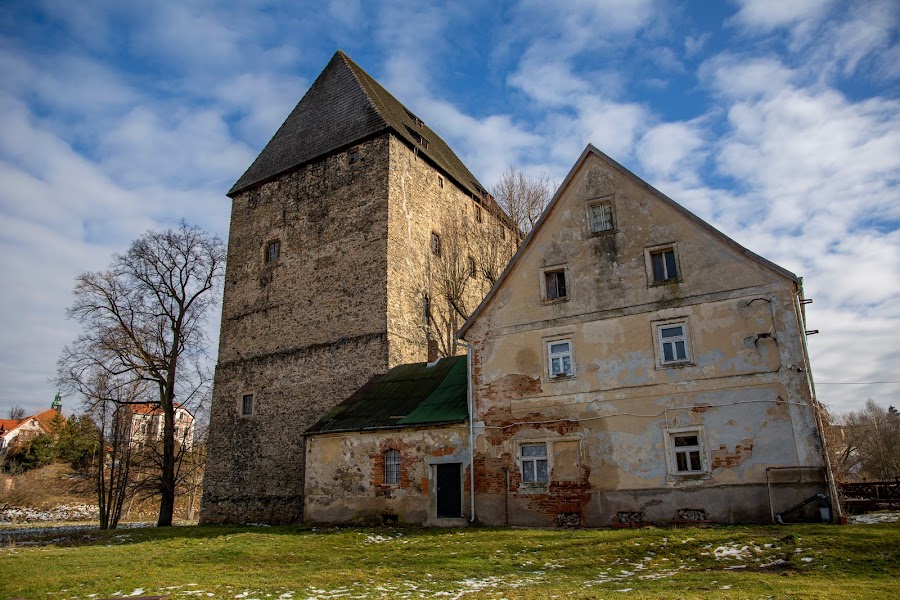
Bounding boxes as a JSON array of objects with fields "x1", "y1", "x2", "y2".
[
  {"x1": 542, "y1": 297, "x2": 570, "y2": 305},
  {"x1": 659, "y1": 361, "x2": 695, "y2": 369},
  {"x1": 589, "y1": 228, "x2": 618, "y2": 238},
  {"x1": 666, "y1": 472, "x2": 710, "y2": 483},
  {"x1": 518, "y1": 482, "x2": 548, "y2": 494},
  {"x1": 548, "y1": 373, "x2": 576, "y2": 382},
  {"x1": 649, "y1": 278, "x2": 681, "y2": 287}
]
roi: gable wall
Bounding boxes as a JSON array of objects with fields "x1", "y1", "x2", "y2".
[{"x1": 466, "y1": 152, "x2": 826, "y2": 527}]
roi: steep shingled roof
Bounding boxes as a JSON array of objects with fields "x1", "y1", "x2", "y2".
[
  {"x1": 229, "y1": 50, "x2": 488, "y2": 200},
  {"x1": 306, "y1": 355, "x2": 467, "y2": 434}
]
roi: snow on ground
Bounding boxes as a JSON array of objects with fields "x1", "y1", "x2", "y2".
[
  {"x1": 0, "y1": 503, "x2": 98, "y2": 523},
  {"x1": 849, "y1": 511, "x2": 900, "y2": 524}
]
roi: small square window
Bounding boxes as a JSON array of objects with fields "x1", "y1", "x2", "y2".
[
  {"x1": 475, "y1": 204, "x2": 482, "y2": 223},
  {"x1": 545, "y1": 270, "x2": 567, "y2": 301},
  {"x1": 670, "y1": 432, "x2": 705, "y2": 474},
  {"x1": 590, "y1": 201, "x2": 614, "y2": 233},
  {"x1": 265, "y1": 240, "x2": 280, "y2": 264},
  {"x1": 521, "y1": 443, "x2": 548, "y2": 483},
  {"x1": 657, "y1": 321, "x2": 690, "y2": 365},
  {"x1": 438, "y1": 176, "x2": 444, "y2": 188},
  {"x1": 384, "y1": 449, "x2": 401, "y2": 485},
  {"x1": 348, "y1": 149, "x2": 359, "y2": 164},
  {"x1": 468, "y1": 256, "x2": 477, "y2": 279},
  {"x1": 431, "y1": 232, "x2": 441, "y2": 256},
  {"x1": 499, "y1": 223, "x2": 506, "y2": 240},
  {"x1": 651, "y1": 248, "x2": 678, "y2": 282},
  {"x1": 547, "y1": 340, "x2": 573, "y2": 377},
  {"x1": 241, "y1": 393, "x2": 254, "y2": 416}
]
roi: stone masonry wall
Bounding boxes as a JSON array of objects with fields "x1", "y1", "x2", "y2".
[
  {"x1": 386, "y1": 136, "x2": 515, "y2": 367},
  {"x1": 202, "y1": 135, "x2": 393, "y2": 524}
]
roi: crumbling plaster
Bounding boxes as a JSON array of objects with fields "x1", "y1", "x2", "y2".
[
  {"x1": 464, "y1": 152, "x2": 825, "y2": 526},
  {"x1": 305, "y1": 425, "x2": 469, "y2": 525}
]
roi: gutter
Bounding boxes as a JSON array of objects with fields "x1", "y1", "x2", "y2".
[
  {"x1": 793, "y1": 281, "x2": 843, "y2": 523},
  {"x1": 457, "y1": 339, "x2": 476, "y2": 524}
]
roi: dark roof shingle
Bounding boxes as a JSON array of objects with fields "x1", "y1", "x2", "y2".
[{"x1": 229, "y1": 50, "x2": 488, "y2": 200}]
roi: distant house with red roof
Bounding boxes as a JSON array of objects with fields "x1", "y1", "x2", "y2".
[
  {"x1": 0, "y1": 408, "x2": 63, "y2": 452},
  {"x1": 125, "y1": 403, "x2": 195, "y2": 451}
]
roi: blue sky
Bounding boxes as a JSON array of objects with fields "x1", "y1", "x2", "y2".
[{"x1": 1, "y1": 0, "x2": 898, "y2": 419}]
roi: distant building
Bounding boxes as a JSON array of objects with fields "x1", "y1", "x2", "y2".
[
  {"x1": 0, "y1": 402, "x2": 62, "y2": 451},
  {"x1": 125, "y1": 404, "x2": 195, "y2": 451}
]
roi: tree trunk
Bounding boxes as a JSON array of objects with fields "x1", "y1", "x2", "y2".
[{"x1": 157, "y1": 358, "x2": 178, "y2": 527}]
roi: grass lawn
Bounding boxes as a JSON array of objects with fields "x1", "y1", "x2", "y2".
[{"x1": 1, "y1": 523, "x2": 898, "y2": 599}]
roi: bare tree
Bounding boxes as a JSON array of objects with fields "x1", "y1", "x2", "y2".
[
  {"x1": 838, "y1": 400, "x2": 900, "y2": 481},
  {"x1": 94, "y1": 377, "x2": 145, "y2": 529},
  {"x1": 7, "y1": 405, "x2": 25, "y2": 420},
  {"x1": 58, "y1": 221, "x2": 224, "y2": 527},
  {"x1": 491, "y1": 166, "x2": 554, "y2": 236}
]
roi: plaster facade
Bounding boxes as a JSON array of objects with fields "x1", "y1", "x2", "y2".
[
  {"x1": 460, "y1": 146, "x2": 829, "y2": 526},
  {"x1": 305, "y1": 425, "x2": 469, "y2": 526}
]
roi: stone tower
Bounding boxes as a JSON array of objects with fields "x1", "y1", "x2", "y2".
[{"x1": 200, "y1": 51, "x2": 514, "y2": 524}]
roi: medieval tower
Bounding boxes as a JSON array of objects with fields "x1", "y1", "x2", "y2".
[{"x1": 201, "y1": 51, "x2": 516, "y2": 524}]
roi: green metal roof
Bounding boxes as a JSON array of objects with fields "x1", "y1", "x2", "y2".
[{"x1": 306, "y1": 355, "x2": 468, "y2": 434}]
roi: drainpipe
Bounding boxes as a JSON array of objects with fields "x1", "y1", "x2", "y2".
[
  {"x1": 793, "y1": 282, "x2": 843, "y2": 523},
  {"x1": 457, "y1": 339, "x2": 477, "y2": 523}
]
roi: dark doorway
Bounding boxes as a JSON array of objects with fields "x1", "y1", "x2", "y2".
[{"x1": 436, "y1": 463, "x2": 462, "y2": 518}]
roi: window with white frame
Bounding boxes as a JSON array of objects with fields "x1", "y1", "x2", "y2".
[
  {"x1": 670, "y1": 431, "x2": 704, "y2": 474},
  {"x1": 544, "y1": 269, "x2": 567, "y2": 301},
  {"x1": 547, "y1": 340, "x2": 573, "y2": 377},
  {"x1": 384, "y1": 449, "x2": 401, "y2": 485},
  {"x1": 521, "y1": 443, "x2": 548, "y2": 483},
  {"x1": 589, "y1": 200, "x2": 614, "y2": 233},
  {"x1": 657, "y1": 322, "x2": 690, "y2": 365}
]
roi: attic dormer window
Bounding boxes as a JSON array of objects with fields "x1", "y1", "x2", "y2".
[
  {"x1": 405, "y1": 109, "x2": 425, "y2": 128},
  {"x1": 405, "y1": 125, "x2": 429, "y2": 149}
]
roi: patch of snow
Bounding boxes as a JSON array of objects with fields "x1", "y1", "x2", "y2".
[
  {"x1": 713, "y1": 545, "x2": 750, "y2": 559},
  {"x1": 0, "y1": 503, "x2": 99, "y2": 524},
  {"x1": 801, "y1": 557, "x2": 814, "y2": 563},
  {"x1": 850, "y1": 511, "x2": 900, "y2": 524}
]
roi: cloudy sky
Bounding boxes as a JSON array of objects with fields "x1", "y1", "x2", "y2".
[{"x1": 1, "y1": 0, "x2": 898, "y2": 420}]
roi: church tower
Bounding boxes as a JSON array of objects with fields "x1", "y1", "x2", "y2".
[{"x1": 201, "y1": 51, "x2": 515, "y2": 524}]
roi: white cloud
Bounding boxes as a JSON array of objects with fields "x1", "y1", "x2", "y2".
[
  {"x1": 699, "y1": 55, "x2": 796, "y2": 100},
  {"x1": 730, "y1": 0, "x2": 835, "y2": 32},
  {"x1": 637, "y1": 120, "x2": 707, "y2": 182},
  {"x1": 514, "y1": 0, "x2": 659, "y2": 51}
]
